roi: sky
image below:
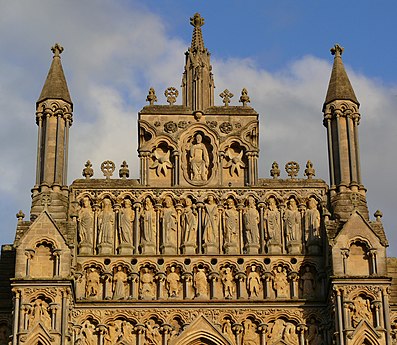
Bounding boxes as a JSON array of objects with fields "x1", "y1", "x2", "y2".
[{"x1": 0, "y1": 1, "x2": 396, "y2": 254}]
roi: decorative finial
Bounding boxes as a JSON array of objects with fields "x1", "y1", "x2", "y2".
[
  {"x1": 82, "y1": 160, "x2": 94, "y2": 179},
  {"x1": 330, "y1": 44, "x2": 344, "y2": 57},
  {"x1": 119, "y1": 161, "x2": 130, "y2": 179},
  {"x1": 146, "y1": 87, "x2": 157, "y2": 105},
  {"x1": 270, "y1": 161, "x2": 280, "y2": 179},
  {"x1": 101, "y1": 160, "x2": 115, "y2": 179},
  {"x1": 304, "y1": 160, "x2": 315, "y2": 179},
  {"x1": 220, "y1": 89, "x2": 234, "y2": 106},
  {"x1": 16, "y1": 210, "x2": 25, "y2": 222},
  {"x1": 285, "y1": 161, "x2": 300, "y2": 179},
  {"x1": 374, "y1": 210, "x2": 383, "y2": 222},
  {"x1": 164, "y1": 87, "x2": 179, "y2": 105},
  {"x1": 239, "y1": 88, "x2": 250, "y2": 107},
  {"x1": 190, "y1": 13, "x2": 205, "y2": 28},
  {"x1": 51, "y1": 43, "x2": 64, "y2": 57}
]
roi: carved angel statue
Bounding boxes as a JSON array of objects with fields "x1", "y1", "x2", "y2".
[
  {"x1": 151, "y1": 149, "x2": 173, "y2": 177},
  {"x1": 224, "y1": 147, "x2": 245, "y2": 177}
]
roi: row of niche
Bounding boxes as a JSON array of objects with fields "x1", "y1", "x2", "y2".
[
  {"x1": 70, "y1": 314, "x2": 328, "y2": 345},
  {"x1": 74, "y1": 192, "x2": 325, "y2": 256},
  {"x1": 74, "y1": 260, "x2": 326, "y2": 301}
]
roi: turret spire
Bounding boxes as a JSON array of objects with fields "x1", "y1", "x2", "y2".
[
  {"x1": 37, "y1": 43, "x2": 72, "y2": 105},
  {"x1": 324, "y1": 44, "x2": 359, "y2": 110},
  {"x1": 182, "y1": 13, "x2": 215, "y2": 111}
]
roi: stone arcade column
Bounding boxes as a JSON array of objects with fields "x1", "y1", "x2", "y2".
[{"x1": 12, "y1": 288, "x2": 21, "y2": 345}]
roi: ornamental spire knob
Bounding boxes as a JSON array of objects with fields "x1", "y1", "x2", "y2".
[{"x1": 190, "y1": 13, "x2": 204, "y2": 28}]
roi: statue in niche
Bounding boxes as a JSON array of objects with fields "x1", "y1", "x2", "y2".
[
  {"x1": 265, "y1": 197, "x2": 281, "y2": 243},
  {"x1": 31, "y1": 299, "x2": 51, "y2": 329},
  {"x1": 247, "y1": 265, "x2": 261, "y2": 298},
  {"x1": 86, "y1": 267, "x2": 101, "y2": 298},
  {"x1": 78, "y1": 196, "x2": 94, "y2": 247},
  {"x1": 104, "y1": 321, "x2": 122, "y2": 345},
  {"x1": 300, "y1": 266, "x2": 315, "y2": 298},
  {"x1": 189, "y1": 133, "x2": 209, "y2": 181},
  {"x1": 161, "y1": 196, "x2": 177, "y2": 247},
  {"x1": 140, "y1": 268, "x2": 156, "y2": 300},
  {"x1": 98, "y1": 198, "x2": 114, "y2": 246},
  {"x1": 194, "y1": 267, "x2": 208, "y2": 298},
  {"x1": 145, "y1": 319, "x2": 162, "y2": 345},
  {"x1": 284, "y1": 322, "x2": 299, "y2": 344},
  {"x1": 140, "y1": 197, "x2": 156, "y2": 252},
  {"x1": 284, "y1": 198, "x2": 301, "y2": 243},
  {"x1": 0, "y1": 325, "x2": 8, "y2": 344},
  {"x1": 305, "y1": 197, "x2": 321, "y2": 242},
  {"x1": 77, "y1": 321, "x2": 96, "y2": 345},
  {"x1": 181, "y1": 197, "x2": 197, "y2": 247},
  {"x1": 119, "y1": 199, "x2": 134, "y2": 246},
  {"x1": 352, "y1": 295, "x2": 372, "y2": 326},
  {"x1": 222, "y1": 319, "x2": 235, "y2": 344},
  {"x1": 112, "y1": 266, "x2": 128, "y2": 300},
  {"x1": 242, "y1": 319, "x2": 258, "y2": 345},
  {"x1": 120, "y1": 321, "x2": 135, "y2": 343},
  {"x1": 243, "y1": 196, "x2": 260, "y2": 246},
  {"x1": 268, "y1": 319, "x2": 285, "y2": 342},
  {"x1": 221, "y1": 267, "x2": 235, "y2": 299},
  {"x1": 273, "y1": 266, "x2": 289, "y2": 298},
  {"x1": 224, "y1": 147, "x2": 245, "y2": 177},
  {"x1": 224, "y1": 198, "x2": 239, "y2": 248},
  {"x1": 203, "y1": 195, "x2": 219, "y2": 248},
  {"x1": 151, "y1": 147, "x2": 172, "y2": 177},
  {"x1": 166, "y1": 266, "x2": 180, "y2": 298},
  {"x1": 306, "y1": 319, "x2": 322, "y2": 345}
]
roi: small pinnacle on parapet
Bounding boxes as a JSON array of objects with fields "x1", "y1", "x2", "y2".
[
  {"x1": 51, "y1": 43, "x2": 64, "y2": 58},
  {"x1": 330, "y1": 44, "x2": 344, "y2": 57}
]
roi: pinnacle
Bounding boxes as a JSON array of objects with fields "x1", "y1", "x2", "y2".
[
  {"x1": 37, "y1": 43, "x2": 72, "y2": 106},
  {"x1": 324, "y1": 44, "x2": 359, "y2": 108},
  {"x1": 190, "y1": 13, "x2": 205, "y2": 52}
]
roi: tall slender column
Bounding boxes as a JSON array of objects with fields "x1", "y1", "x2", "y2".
[
  {"x1": 258, "y1": 323, "x2": 267, "y2": 345},
  {"x1": 297, "y1": 324, "x2": 307, "y2": 345},
  {"x1": 63, "y1": 115, "x2": 71, "y2": 186},
  {"x1": 346, "y1": 112, "x2": 357, "y2": 185},
  {"x1": 335, "y1": 288, "x2": 345, "y2": 345},
  {"x1": 197, "y1": 202, "x2": 204, "y2": 254},
  {"x1": 353, "y1": 114, "x2": 362, "y2": 185},
  {"x1": 42, "y1": 113, "x2": 50, "y2": 185},
  {"x1": 219, "y1": 151, "x2": 225, "y2": 186},
  {"x1": 54, "y1": 113, "x2": 62, "y2": 185},
  {"x1": 325, "y1": 115, "x2": 335, "y2": 188},
  {"x1": 35, "y1": 112, "x2": 43, "y2": 186},
  {"x1": 61, "y1": 289, "x2": 69, "y2": 345},
  {"x1": 12, "y1": 289, "x2": 21, "y2": 345},
  {"x1": 382, "y1": 287, "x2": 392, "y2": 345},
  {"x1": 172, "y1": 151, "x2": 180, "y2": 186},
  {"x1": 133, "y1": 202, "x2": 141, "y2": 254},
  {"x1": 258, "y1": 202, "x2": 265, "y2": 254}
]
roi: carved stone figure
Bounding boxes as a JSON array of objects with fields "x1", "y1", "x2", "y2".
[
  {"x1": 273, "y1": 266, "x2": 289, "y2": 298},
  {"x1": 120, "y1": 321, "x2": 135, "y2": 343},
  {"x1": 140, "y1": 197, "x2": 156, "y2": 254},
  {"x1": 265, "y1": 197, "x2": 281, "y2": 250},
  {"x1": 221, "y1": 267, "x2": 235, "y2": 299},
  {"x1": 203, "y1": 195, "x2": 219, "y2": 253},
  {"x1": 119, "y1": 199, "x2": 134, "y2": 247},
  {"x1": 86, "y1": 267, "x2": 101, "y2": 298},
  {"x1": 145, "y1": 319, "x2": 162, "y2": 345},
  {"x1": 78, "y1": 196, "x2": 94, "y2": 250},
  {"x1": 189, "y1": 133, "x2": 209, "y2": 181},
  {"x1": 300, "y1": 266, "x2": 315, "y2": 298},
  {"x1": 352, "y1": 295, "x2": 372, "y2": 326},
  {"x1": 181, "y1": 197, "x2": 197, "y2": 252},
  {"x1": 305, "y1": 197, "x2": 321, "y2": 241},
  {"x1": 140, "y1": 268, "x2": 156, "y2": 300},
  {"x1": 306, "y1": 319, "x2": 322, "y2": 345},
  {"x1": 194, "y1": 267, "x2": 208, "y2": 298},
  {"x1": 222, "y1": 319, "x2": 235, "y2": 344},
  {"x1": 243, "y1": 196, "x2": 260, "y2": 254},
  {"x1": 31, "y1": 299, "x2": 51, "y2": 329},
  {"x1": 284, "y1": 198, "x2": 301, "y2": 250},
  {"x1": 166, "y1": 266, "x2": 180, "y2": 297},
  {"x1": 161, "y1": 196, "x2": 178, "y2": 254},
  {"x1": 284, "y1": 322, "x2": 299, "y2": 344},
  {"x1": 242, "y1": 319, "x2": 258, "y2": 345},
  {"x1": 224, "y1": 198, "x2": 239, "y2": 253},
  {"x1": 247, "y1": 265, "x2": 261, "y2": 298},
  {"x1": 104, "y1": 321, "x2": 122, "y2": 345},
  {"x1": 97, "y1": 198, "x2": 114, "y2": 253},
  {"x1": 78, "y1": 321, "x2": 96, "y2": 345},
  {"x1": 112, "y1": 266, "x2": 128, "y2": 300}
]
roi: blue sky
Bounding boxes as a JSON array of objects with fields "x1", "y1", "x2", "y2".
[{"x1": 0, "y1": 1, "x2": 396, "y2": 254}]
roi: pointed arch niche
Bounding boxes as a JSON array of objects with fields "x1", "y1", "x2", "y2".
[{"x1": 346, "y1": 240, "x2": 371, "y2": 276}]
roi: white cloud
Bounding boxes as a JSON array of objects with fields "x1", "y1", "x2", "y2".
[{"x1": 0, "y1": 2, "x2": 396, "y2": 257}]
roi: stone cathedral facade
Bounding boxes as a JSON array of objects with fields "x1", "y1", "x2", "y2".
[{"x1": 1, "y1": 12, "x2": 397, "y2": 345}]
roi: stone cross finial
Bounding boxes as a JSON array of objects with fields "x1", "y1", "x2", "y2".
[
  {"x1": 146, "y1": 87, "x2": 157, "y2": 105},
  {"x1": 239, "y1": 88, "x2": 250, "y2": 107},
  {"x1": 119, "y1": 161, "x2": 130, "y2": 179},
  {"x1": 164, "y1": 87, "x2": 179, "y2": 105},
  {"x1": 330, "y1": 44, "x2": 344, "y2": 57},
  {"x1": 285, "y1": 161, "x2": 300, "y2": 179},
  {"x1": 220, "y1": 89, "x2": 233, "y2": 107},
  {"x1": 101, "y1": 160, "x2": 115, "y2": 179},
  {"x1": 51, "y1": 43, "x2": 64, "y2": 57},
  {"x1": 190, "y1": 13, "x2": 204, "y2": 28},
  {"x1": 304, "y1": 160, "x2": 315, "y2": 179}
]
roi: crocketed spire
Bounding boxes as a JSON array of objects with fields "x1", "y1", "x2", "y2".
[
  {"x1": 37, "y1": 43, "x2": 72, "y2": 105},
  {"x1": 190, "y1": 13, "x2": 205, "y2": 52},
  {"x1": 324, "y1": 44, "x2": 359, "y2": 109}
]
